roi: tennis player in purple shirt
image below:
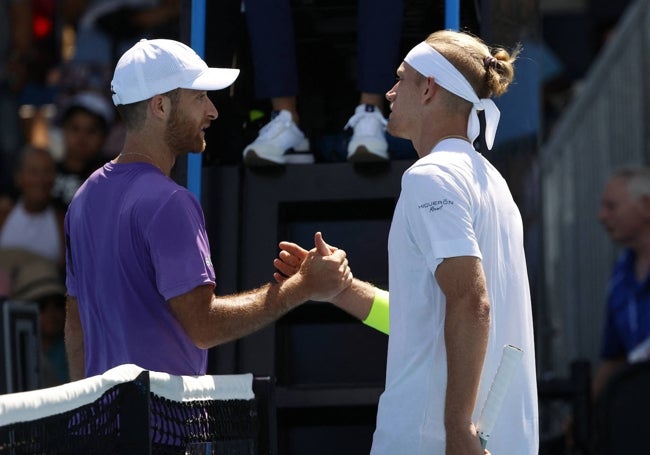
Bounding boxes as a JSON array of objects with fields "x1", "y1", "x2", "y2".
[{"x1": 64, "y1": 39, "x2": 353, "y2": 380}]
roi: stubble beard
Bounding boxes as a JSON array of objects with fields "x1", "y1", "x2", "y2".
[{"x1": 165, "y1": 106, "x2": 205, "y2": 154}]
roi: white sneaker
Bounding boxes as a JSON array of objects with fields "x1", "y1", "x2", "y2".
[
  {"x1": 345, "y1": 104, "x2": 389, "y2": 162},
  {"x1": 243, "y1": 110, "x2": 313, "y2": 166}
]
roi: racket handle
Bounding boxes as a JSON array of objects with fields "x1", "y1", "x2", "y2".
[{"x1": 477, "y1": 344, "x2": 523, "y2": 449}]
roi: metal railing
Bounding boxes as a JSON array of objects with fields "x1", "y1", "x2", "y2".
[{"x1": 539, "y1": 0, "x2": 650, "y2": 376}]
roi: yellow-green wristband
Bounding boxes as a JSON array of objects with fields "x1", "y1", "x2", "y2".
[{"x1": 363, "y1": 288, "x2": 390, "y2": 335}]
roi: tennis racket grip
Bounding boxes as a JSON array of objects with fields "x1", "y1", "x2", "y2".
[{"x1": 477, "y1": 344, "x2": 524, "y2": 449}]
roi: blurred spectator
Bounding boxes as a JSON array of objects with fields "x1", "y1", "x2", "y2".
[
  {"x1": 0, "y1": 145, "x2": 65, "y2": 265},
  {"x1": 0, "y1": 0, "x2": 32, "y2": 194},
  {"x1": 58, "y1": 0, "x2": 180, "y2": 102},
  {"x1": 73, "y1": 0, "x2": 180, "y2": 67},
  {"x1": 592, "y1": 166, "x2": 650, "y2": 400},
  {"x1": 561, "y1": 167, "x2": 650, "y2": 451},
  {"x1": 50, "y1": 91, "x2": 114, "y2": 208},
  {"x1": 53, "y1": 1, "x2": 180, "y2": 163},
  {"x1": 0, "y1": 247, "x2": 68, "y2": 386}
]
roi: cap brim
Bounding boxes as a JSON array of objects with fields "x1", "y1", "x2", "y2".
[{"x1": 188, "y1": 68, "x2": 240, "y2": 91}]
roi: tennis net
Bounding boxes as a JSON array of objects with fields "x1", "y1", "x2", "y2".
[{"x1": 0, "y1": 364, "x2": 259, "y2": 454}]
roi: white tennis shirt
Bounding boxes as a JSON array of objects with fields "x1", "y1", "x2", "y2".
[
  {"x1": 371, "y1": 138, "x2": 538, "y2": 454},
  {"x1": 0, "y1": 200, "x2": 61, "y2": 263}
]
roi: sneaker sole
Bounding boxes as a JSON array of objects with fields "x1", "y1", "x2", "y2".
[{"x1": 348, "y1": 146, "x2": 389, "y2": 162}]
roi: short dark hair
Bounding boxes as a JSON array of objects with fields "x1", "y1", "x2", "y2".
[{"x1": 115, "y1": 88, "x2": 181, "y2": 131}]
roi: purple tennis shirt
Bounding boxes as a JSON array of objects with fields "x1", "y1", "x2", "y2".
[{"x1": 65, "y1": 161, "x2": 216, "y2": 377}]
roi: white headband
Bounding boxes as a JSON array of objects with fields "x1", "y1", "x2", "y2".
[{"x1": 404, "y1": 42, "x2": 500, "y2": 150}]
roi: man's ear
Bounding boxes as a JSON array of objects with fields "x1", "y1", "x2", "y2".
[
  {"x1": 149, "y1": 94, "x2": 169, "y2": 120},
  {"x1": 423, "y1": 77, "x2": 438, "y2": 103}
]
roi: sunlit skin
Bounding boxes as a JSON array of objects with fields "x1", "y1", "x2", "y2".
[
  {"x1": 165, "y1": 89, "x2": 217, "y2": 157},
  {"x1": 385, "y1": 62, "x2": 424, "y2": 143},
  {"x1": 385, "y1": 62, "x2": 469, "y2": 159},
  {"x1": 115, "y1": 89, "x2": 219, "y2": 176}
]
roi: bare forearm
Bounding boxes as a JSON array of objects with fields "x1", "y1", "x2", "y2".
[
  {"x1": 174, "y1": 238, "x2": 352, "y2": 349},
  {"x1": 174, "y1": 270, "x2": 336, "y2": 349},
  {"x1": 436, "y1": 257, "x2": 491, "y2": 435},
  {"x1": 444, "y1": 293, "x2": 490, "y2": 428},
  {"x1": 330, "y1": 278, "x2": 376, "y2": 320},
  {"x1": 206, "y1": 282, "x2": 302, "y2": 347}
]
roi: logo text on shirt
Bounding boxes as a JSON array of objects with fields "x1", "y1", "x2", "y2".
[{"x1": 418, "y1": 199, "x2": 454, "y2": 212}]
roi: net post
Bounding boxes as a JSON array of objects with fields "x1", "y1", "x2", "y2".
[
  {"x1": 253, "y1": 376, "x2": 278, "y2": 455},
  {"x1": 120, "y1": 370, "x2": 151, "y2": 453}
]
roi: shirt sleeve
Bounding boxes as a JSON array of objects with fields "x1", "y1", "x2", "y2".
[
  {"x1": 403, "y1": 164, "x2": 482, "y2": 272},
  {"x1": 145, "y1": 189, "x2": 216, "y2": 300}
]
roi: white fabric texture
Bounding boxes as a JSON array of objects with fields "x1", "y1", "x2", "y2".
[
  {"x1": 371, "y1": 138, "x2": 538, "y2": 454},
  {"x1": 404, "y1": 42, "x2": 501, "y2": 150},
  {"x1": 0, "y1": 200, "x2": 61, "y2": 262},
  {"x1": 149, "y1": 370, "x2": 254, "y2": 402}
]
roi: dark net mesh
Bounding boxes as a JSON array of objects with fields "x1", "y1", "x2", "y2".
[
  {"x1": 0, "y1": 386, "x2": 125, "y2": 454},
  {"x1": 150, "y1": 394, "x2": 258, "y2": 455},
  {"x1": 0, "y1": 373, "x2": 259, "y2": 454}
]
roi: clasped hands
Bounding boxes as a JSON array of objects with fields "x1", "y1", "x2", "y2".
[{"x1": 279, "y1": 232, "x2": 352, "y2": 303}]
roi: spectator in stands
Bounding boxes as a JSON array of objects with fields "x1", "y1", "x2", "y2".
[
  {"x1": 64, "y1": 39, "x2": 353, "y2": 381},
  {"x1": 274, "y1": 31, "x2": 539, "y2": 454},
  {"x1": 0, "y1": 145, "x2": 65, "y2": 266},
  {"x1": 55, "y1": 1, "x2": 181, "y2": 161},
  {"x1": 241, "y1": 0, "x2": 403, "y2": 165},
  {"x1": 72, "y1": 0, "x2": 180, "y2": 68},
  {"x1": 0, "y1": 0, "x2": 32, "y2": 195},
  {"x1": 0, "y1": 248, "x2": 68, "y2": 387},
  {"x1": 593, "y1": 166, "x2": 650, "y2": 399},
  {"x1": 51, "y1": 91, "x2": 114, "y2": 209}
]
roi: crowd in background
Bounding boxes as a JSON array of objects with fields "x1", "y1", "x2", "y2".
[{"x1": 0, "y1": 0, "x2": 181, "y2": 388}]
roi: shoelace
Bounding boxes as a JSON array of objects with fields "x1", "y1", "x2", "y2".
[{"x1": 345, "y1": 110, "x2": 388, "y2": 135}]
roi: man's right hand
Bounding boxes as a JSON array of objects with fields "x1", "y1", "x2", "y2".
[
  {"x1": 274, "y1": 233, "x2": 337, "y2": 283},
  {"x1": 291, "y1": 232, "x2": 352, "y2": 302},
  {"x1": 274, "y1": 233, "x2": 378, "y2": 323}
]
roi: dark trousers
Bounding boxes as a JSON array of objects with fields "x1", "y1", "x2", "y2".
[{"x1": 244, "y1": 0, "x2": 404, "y2": 99}]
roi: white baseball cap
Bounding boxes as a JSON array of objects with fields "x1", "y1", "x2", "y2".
[{"x1": 110, "y1": 39, "x2": 240, "y2": 106}]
